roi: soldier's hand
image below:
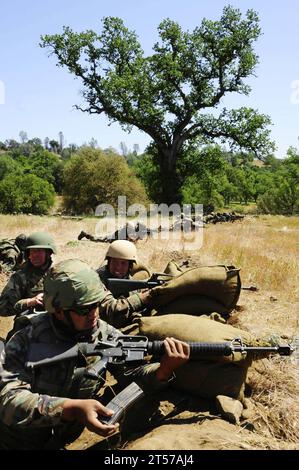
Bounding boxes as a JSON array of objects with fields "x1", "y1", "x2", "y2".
[
  {"x1": 156, "y1": 337, "x2": 190, "y2": 382},
  {"x1": 62, "y1": 398, "x2": 118, "y2": 437},
  {"x1": 27, "y1": 293, "x2": 44, "y2": 308},
  {"x1": 139, "y1": 289, "x2": 152, "y2": 304}
]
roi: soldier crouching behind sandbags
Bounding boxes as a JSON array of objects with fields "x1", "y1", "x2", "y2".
[{"x1": 0, "y1": 259, "x2": 189, "y2": 450}]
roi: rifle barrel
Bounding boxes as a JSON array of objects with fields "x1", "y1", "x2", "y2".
[{"x1": 148, "y1": 341, "x2": 293, "y2": 357}]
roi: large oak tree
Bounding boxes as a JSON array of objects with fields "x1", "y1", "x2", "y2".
[{"x1": 41, "y1": 6, "x2": 274, "y2": 204}]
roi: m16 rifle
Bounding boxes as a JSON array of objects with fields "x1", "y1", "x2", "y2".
[
  {"x1": 106, "y1": 273, "x2": 173, "y2": 297},
  {"x1": 25, "y1": 335, "x2": 294, "y2": 425}
]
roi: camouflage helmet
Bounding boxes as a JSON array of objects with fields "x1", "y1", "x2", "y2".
[
  {"x1": 26, "y1": 231, "x2": 57, "y2": 254},
  {"x1": 105, "y1": 240, "x2": 137, "y2": 262},
  {"x1": 15, "y1": 233, "x2": 27, "y2": 251},
  {"x1": 44, "y1": 259, "x2": 103, "y2": 313}
]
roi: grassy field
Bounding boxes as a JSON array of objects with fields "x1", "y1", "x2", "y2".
[{"x1": 0, "y1": 213, "x2": 298, "y2": 449}]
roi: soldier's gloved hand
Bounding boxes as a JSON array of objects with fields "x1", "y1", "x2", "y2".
[
  {"x1": 62, "y1": 398, "x2": 119, "y2": 437},
  {"x1": 27, "y1": 293, "x2": 44, "y2": 308},
  {"x1": 156, "y1": 337, "x2": 190, "y2": 382}
]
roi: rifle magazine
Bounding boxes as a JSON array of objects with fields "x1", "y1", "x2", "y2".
[{"x1": 101, "y1": 381, "x2": 145, "y2": 425}]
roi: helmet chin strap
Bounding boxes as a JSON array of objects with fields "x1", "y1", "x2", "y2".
[
  {"x1": 62, "y1": 310, "x2": 77, "y2": 333},
  {"x1": 62, "y1": 310, "x2": 96, "y2": 341}
]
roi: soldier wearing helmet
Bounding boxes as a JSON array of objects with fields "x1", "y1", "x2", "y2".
[
  {"x1": 97, "y1": 240, "x2": 137, "y2": 286},
  {"x1": 0, "y1": 233, "x2": 27, "y2": 274},
  {"x1": 0, "y1": 259, "x2": 189, "y2": 450},
  {"x1": 0, "y1": 231, "x2": 57, "y2": 321},
  {"x1": 96, "y1": 240, "x2": 152, "y2": 327}
]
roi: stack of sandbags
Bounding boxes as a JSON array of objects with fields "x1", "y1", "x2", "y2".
[
  {"x1": 138, "y1": 314, "x2": 266, "y2": 400},
  {"x1": 150, "y1": 265, "x2": 241, "y2": 317}
]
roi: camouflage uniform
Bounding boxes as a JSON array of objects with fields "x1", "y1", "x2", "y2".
[
  {"x1": 97, "y1": 264, "x2": 130, "y2": 291},
  {"x1": 94, "y1": 241, "x2": 145, "y2": 327},
  {"x1": 0, "y1": 281, "x2": 166, "y2": 449},
  {"x1": 97, "y1": 269, "x2": 144, "y2": 328},
  {"x1": 0, "y1": 232, "x2": 56, "y2": 318},
  {"x1": 97, "y1": 265, "x2": 149, "y2": 326},
  {"x1": 0, "y1": 260, "x2": 51, "y2": 317},
  {"x1": 0, "y1": 239, "x2": 23, "y2": 273},
  {"x1": 78, "y1": 222, "x2": 139, "y2": 243}
]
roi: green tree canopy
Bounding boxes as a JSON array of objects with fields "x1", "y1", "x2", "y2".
[
  {"x1": 40, "y1": 6, "x2": 275, "y2": 204},
  {"x1": 16, "y1": 149, "x2": 64, "y2": 192}
]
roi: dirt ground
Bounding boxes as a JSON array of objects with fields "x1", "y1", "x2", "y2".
[{"x1": 0, "y1": 214, "x2": 298, "y2": 451}]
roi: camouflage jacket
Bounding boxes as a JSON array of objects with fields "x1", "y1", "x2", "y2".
[
  {"x1": 0, "y1": 239, "x2": 23, "y2": 273},
  {"x1": 0, "y1": 312, "x2": 164, "y2": 449},
  {"x1": 0, "y1": 260, "x2": 51, "y2": 317},
  {"x1": 96, "y1": 266, "x2": 144, "y2": 328},
  {"x1": 97, "y1": 265, "x2": 130, "y2": 289}
]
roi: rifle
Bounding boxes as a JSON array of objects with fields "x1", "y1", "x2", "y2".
[
  {"x1": 106, "y1": 273, "x2": 173, "y2": 296},
  {"x1": 25, "y1": 335, "x2": 294, "y2": 426}
]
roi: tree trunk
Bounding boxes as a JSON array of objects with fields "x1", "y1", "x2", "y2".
[{"x1": 157, "y1": 149, "x2": 183, "y2": 205}]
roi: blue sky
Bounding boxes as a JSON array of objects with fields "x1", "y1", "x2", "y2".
[{"x1": 0, "y1": 0, "x2": 299, "y2": 157}]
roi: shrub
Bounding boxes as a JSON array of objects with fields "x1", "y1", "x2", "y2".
[
  {"x1": 0, "y1": 174, "x2": 55, "y2": 214},
  {"x1": 62, "y1": 147, "x2": 149, "y2": 214},
  {"x1": 257, "y1": 179, "x2": 299, "y2": 215},
  {"x1": 0, "y1": 154, "x2": 22, "y2": 180}
]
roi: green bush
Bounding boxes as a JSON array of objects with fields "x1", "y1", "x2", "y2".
[
  {"x1": 63, "y1": 147, "x2": 150, "y2": 214},
  {"x1": 0, "y1": 174, "x2": 55, "y2": 214},
  {"x1": 257, "y1": 183, "x2": 299, "y2": 215},
  {"x1": 0, "y1": 154, "x2": 22, "y2": 180},
  {"x1": 257, "y1": 159, "x2": 299, "y2": 215}
]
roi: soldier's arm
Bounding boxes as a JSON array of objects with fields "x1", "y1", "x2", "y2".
[
  {"x1": 0, "y1": 329, "x2": 67, "y2": 427},
  {"x1": 0, "y1": 272, "x2": 26, "y2": 316},
  {"x1": 2, "y1": 248, "x2": 19, "y2": 268},
  {"x1": 0, "y1": 330, "x2": 117, "y2": 434},
  {"x1": 98, "y1": 285, "x2": 149, "y2": 328},
  {"x1": 1, "y1": 270, "x2": 42, "y2": 315}
]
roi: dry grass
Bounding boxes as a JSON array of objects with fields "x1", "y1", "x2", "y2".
[
  {"x1": 200, "y1": 216, "x2": 299, "y2": 293},
  {"x1": 246, "y1": 357, "x2": 299, "y2": 444},
  {"x1": 0, "y1": 213, "x2": 298, "y2": 449}
]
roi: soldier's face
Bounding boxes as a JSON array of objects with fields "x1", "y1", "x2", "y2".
[
  {"x1": 28, "y1": 248, "x2": 47, "y2": 267},
  {"x1": 68, "y1": 305, "x2": 99, "y2": 331},
  {"x1": 109, "y1": 258, "x2": 130, "y2": 278}
]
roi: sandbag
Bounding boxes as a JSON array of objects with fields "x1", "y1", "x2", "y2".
[
  {"x1": 138, "y1": 314, "x2": 256, "y2": 400},
  {"x1": 150, "y1": 265, "x2": 241, "y2": 311},
  {"x1": 138, "y1": 314, "x2": 254, "y2": 363},
  {"x1": 131, "y1": 263, "x2": 151, "y2": 280},
  {"x1": 172, "y1": 360, "x2": 249, "y2": 399},
  {"x1": 156, "y1": 295, "x2": 229, "y2": 317},
  {"x1": 163, "y1": 260, "x2": 184, "y2": 277}
]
